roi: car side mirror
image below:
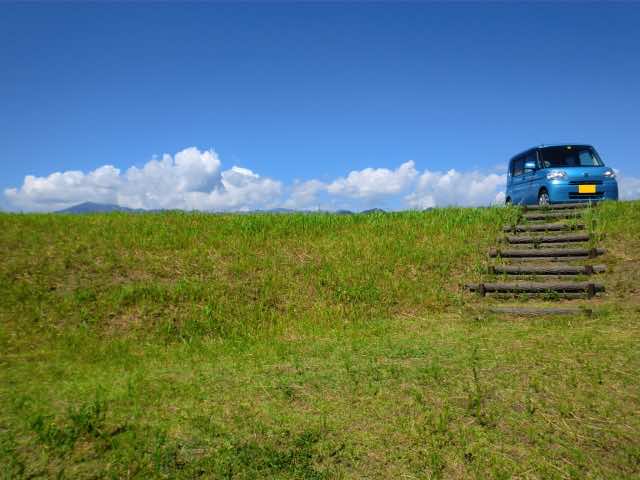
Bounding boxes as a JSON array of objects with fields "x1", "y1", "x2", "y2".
[{"x1": 524, "y1": 161, "x2": 537, "y2": 172}]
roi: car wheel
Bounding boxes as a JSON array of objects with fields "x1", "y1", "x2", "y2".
[
  {"x1": 505, "y1": 197, "x2": 512, "y2": 206},
  {"x1": 538, "y1": 190, "x2": 550, "y2": 206}
]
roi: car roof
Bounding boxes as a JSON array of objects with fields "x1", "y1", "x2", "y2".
[
  {"x1": 509, "y1": 144, "x2": 595, "y2": 162},
  {"x1": 537, "y1": 143, "x2": 594, "y2": 149}
]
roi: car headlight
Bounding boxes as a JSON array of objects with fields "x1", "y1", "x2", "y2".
[
  {"x1": 603, "y1": 169, "x2": 616, "y2": 179},
  {"x1": 546, "y1": 170, "x2": 567, "y2": 180}
]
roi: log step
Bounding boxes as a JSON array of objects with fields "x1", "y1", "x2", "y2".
[
  {"x1": 505, "y1": 234, "x2": 591, "y2": 244},
  {"x1": 490, "y1": 292, "x2": 592, "y2": 299},
  {"x1": 505, "y1": 256, "x2": 590, "y2": 262},
  {"x1": 467, "y1": 282, "x2": 604, "y2": 297},
  {"x1": 489, "y1": 248, "x2": 604, "y2": 258},
  {"x1": 489, "y1": 306, "x2": 593, "y2": 316},
  {"x1": 505, "y1": 242, "x2": 588, "y2": 249},
  {"x1": 490, "y1": 264, "x2": 606, "y2": 275},
  {"x1": 522, "y1": 211, "x2": 585, "y2": 221},
  {"x1": 523, "y1": 202, "x2": 598, "y2": 211},
  {"x1": 496, "y1": 275, "x2": 586, "y2": 281},
  {"x1": 503, "y1": 223, "x2": 585, "y2": 232},
  {"x1": 520, "y1": 242, "x2": 589, "y2": 249}
]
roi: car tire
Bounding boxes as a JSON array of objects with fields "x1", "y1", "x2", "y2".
[
  {"x1": 505, "y1": 197, "x2": 512, "y2": 206},
  {"x1": 538, "y1": 190, "x2": 550, "y2": 207}
]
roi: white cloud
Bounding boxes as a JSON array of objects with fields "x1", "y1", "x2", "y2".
[
  {"x1": 283, "y1": 179, "x2": 326, "y2": 209},
  {"x1": 282, "y1": 162, "x2": 506, "y2": 210},
  {"x1": 281, "y1": 161, "x2": 420, "y2": 210},
  {"x1": 181, "y1": 166, "x2": 282, "y2": 211},
  {"x1": 617, "y1": 172, "x2": 640, "y2": 200},
  {"x1": 5, "y1": 165, "x2": 122, "y2": 212},
  {"x1": 405, "y1": 169, "x2": 506, "y2": 208},
  {"x1": 5, "y1": 147, "x2": 281, "y2": 212},
  {"x1": 16, "y1": 148, "x2": 640, "y2": 212},
  {"x1": 2, "y1": 151, "x2": 510, "y2": 211},
  {"x1": 327, "y1": 161, "x2": 418, "y2": 199}
]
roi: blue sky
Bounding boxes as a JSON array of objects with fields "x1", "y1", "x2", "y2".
[{"x1": 2, "y1": 3, "x2": 640, "y2": 211}]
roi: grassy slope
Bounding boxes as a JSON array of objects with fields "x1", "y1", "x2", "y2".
[{"x1": 0, "y1": 204, "x2": 638, "y2": 479}]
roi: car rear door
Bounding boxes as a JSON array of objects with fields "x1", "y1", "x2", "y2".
[
  {"x1": 510, "y1": 156, "x2": 526, "y2": 204},
  {"x1": 523, "y1": 151, "x2": 543, "y2": 204}
]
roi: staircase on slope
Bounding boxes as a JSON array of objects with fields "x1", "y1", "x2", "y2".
[{"x1": 467, "y1": 202, "x2": 605, "y2": 316}]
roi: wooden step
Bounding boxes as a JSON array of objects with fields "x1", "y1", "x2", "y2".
[
  {"x1": 523, "y1": 202, "x2": 597, "y2": 211},
  {"x1": 489, "y1": 306, "x2": 593, "y2": 316},
  {"x1": 489, "y1": 292, "x2": 592, "y2": 299},
  {"x1": 505, "y1": 256, "x2": 590, "y2": 262},
  {"x1": 522, "y1": 211, "x2": 584, "y2": 221},
  {"x1": 495, "y1": 275, "x2": 588, "y2": 281},
  {"x1": 505, "y1": 233, "x2": 591, "y2": 244},
  {"x1": 505, "y1": 242, "x2": 588, "y2": 249},
  {"x1": 503, "y1": 223, "x2": 585, "y2": 233},
  {"x1": 521, "y1": 242, "x2": 589, "y2": 249},
  {"x1": 467, "y1": 281, "x2": 604, "y2": 297},
  {"x1": 489, "y1": 248, "x2": 604, "y2": 258},
  {"x1": 489, "y1": 264, "x2": 606, "y2": 275}
]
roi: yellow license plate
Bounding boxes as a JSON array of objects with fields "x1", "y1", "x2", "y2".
[{"x1": 578, "y1": 184, "x2": 596, "y2": 194}]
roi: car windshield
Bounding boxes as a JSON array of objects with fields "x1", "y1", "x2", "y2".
[{"x1": 540, "y1": 146, "x2": 604, "y2": 168}]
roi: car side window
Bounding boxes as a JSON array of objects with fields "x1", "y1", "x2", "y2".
[
  {"x1": 523, "y1": 152, "x2": 537, "y2": 171},
  {"x1": 512, "y1": 157, "x2": 524, "y2": 177},
  {"x1": 541, "y1": 155, "x2": 551, "y2": 168},
  {"x1": 530, "y1": 152, "x2": 539, "y2": 169}
]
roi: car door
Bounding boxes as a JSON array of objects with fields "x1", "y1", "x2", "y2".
[
  {"x1": 522, "y1": 151, "x2": 541, "y2": 204},
  {"x1": 510, "y1": 156, "x2": 525, "y2": 204},
  {"x1": 527, "y1": 150, "x2": 547, "y2": 204}
]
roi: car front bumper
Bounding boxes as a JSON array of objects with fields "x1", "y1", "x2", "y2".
[{"x1": 546, "y1": 179, "x2": 619, "y2": 203}]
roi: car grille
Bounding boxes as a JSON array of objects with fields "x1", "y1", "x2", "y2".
[
  {"x1": 569, "y1": 192, "x2": 603, "y2": 200},
  {"x1": 569, "y1": 180, "x2": 603, "y2": 185}
]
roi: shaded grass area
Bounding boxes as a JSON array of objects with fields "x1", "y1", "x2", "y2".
[
  {"x1": 1, "y1": 209, "x2": 513, "y2": 343},
  {"x1": 1, "y1": 205, "x2": 639, "y2": 478}
]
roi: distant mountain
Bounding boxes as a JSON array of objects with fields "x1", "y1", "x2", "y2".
[
  {"x1": 56, "y1": 202, "x2": 143, "y2": 214},
  {"x1": 54, "y1": 202, "x2": 368, "y2": 215},
  {"x1": 264, "y1": 208, "x2": 297, "y2": 213},
  {"x1": 249, "y1": 208, "x2": 354, "y2": 215}
]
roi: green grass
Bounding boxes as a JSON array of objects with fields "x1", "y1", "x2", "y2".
[{"x1": 1, "y1": 204, "x2": 639, "y2": 478}]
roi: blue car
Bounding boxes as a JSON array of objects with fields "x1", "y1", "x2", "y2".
[{"x1": 505, "y1": 144, "x2": 618, "y2": 206}]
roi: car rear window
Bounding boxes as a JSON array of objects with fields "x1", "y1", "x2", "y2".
[
  {"x1": 540, "y1": 146, "x2": 603, "y2": 168},
  {"x1": 511, "y1": 157, "x2": 524, "y2": 176}
]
